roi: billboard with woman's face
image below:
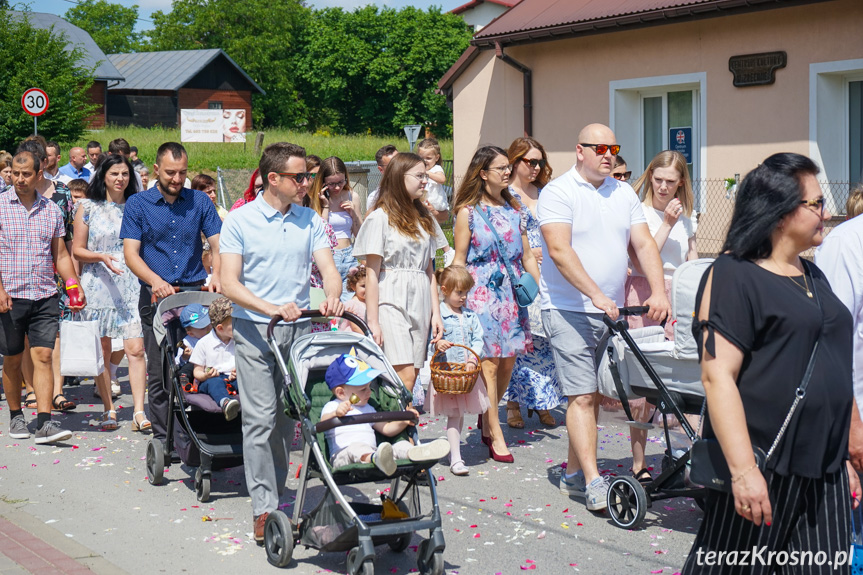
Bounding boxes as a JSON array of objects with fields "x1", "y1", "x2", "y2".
[{"x1": 181, "y1": 109, "x2": 247, "y2": 142}]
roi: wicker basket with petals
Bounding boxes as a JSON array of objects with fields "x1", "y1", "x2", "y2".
[{"x1": 430, "y1": 344, "x2": 481, "y2": 395}]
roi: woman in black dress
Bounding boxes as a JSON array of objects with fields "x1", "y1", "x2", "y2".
[{"x1": 683, "y1": 153, "x2": 860, "y2": 575}]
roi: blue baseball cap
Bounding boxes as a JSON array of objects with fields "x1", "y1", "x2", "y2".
[
  {"x1": 180, "y1": 304, "x2": 210, "y2": 329},
  {"x1": 325, "y1": 352, "x2": 382, "y2": 390}
]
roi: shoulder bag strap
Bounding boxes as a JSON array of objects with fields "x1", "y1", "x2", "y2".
[
  {"x1": 764, "y1": 259, "x2": 822, "y2": 462},
  {"x1": 474, "y1": 203, "x2": 522, "y2": 287}
]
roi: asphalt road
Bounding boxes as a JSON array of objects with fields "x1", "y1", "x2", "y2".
[{"x1": 0, "y1": 381, "x2": 700, "y2": 575}]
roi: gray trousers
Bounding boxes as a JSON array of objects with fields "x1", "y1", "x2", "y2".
[{"x1": 233, "y1": 317, "x2": 308, "y2": 517}]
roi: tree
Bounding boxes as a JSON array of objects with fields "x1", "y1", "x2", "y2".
[
  {"x1": 64, "y1": 0, "x2": 142, "y2": 55},
  {"x1": 295, "y1": 6, "x2": 472, "y2": 137},
  {"x1": 146, "y1": 0, "x2": 310, "y2": 128},
  {"x1": 0, "y1": 11, "x2": 98, "y2": 150}
]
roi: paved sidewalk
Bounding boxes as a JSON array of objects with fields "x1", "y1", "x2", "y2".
[{"x1": 0, "y1": 506, "x2": 130, "y2": 575}]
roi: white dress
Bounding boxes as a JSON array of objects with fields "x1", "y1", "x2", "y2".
[{"x1": 353, "y1": 210, "x2": 447, "y2": 368}]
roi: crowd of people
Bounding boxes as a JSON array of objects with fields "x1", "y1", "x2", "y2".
[{"x1": 2, "y1": 124, "x2": 863, "y2": 572}]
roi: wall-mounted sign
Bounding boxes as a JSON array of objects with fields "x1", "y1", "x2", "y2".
[
  {"x1": 669, "y1": 127, "x2": 692, "y2": 164},
  {"x1": 729, "y1": 51, "x2": 787, "y2": 87},
  {"x1": 180, "y1": 109, "x2": 247, "y2": 142}
]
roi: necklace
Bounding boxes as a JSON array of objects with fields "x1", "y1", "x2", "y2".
[{"x1": 767, "y1": 257, "x2": 813, "y2": 298}]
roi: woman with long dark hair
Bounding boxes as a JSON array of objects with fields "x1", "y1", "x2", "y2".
[
  {"x1": 73, "y1": 154, "x2": 147, "y2": 432},
  {"x1": 683, "y1": 153, "x2": 860, "y2": 573},
  {"x1": 452, "y1": 145, "x2": 540, "y2": 463}
]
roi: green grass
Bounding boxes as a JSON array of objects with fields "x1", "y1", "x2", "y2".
[{"x1": 60, "y1": 125, "x2": 453, "y2": 172}]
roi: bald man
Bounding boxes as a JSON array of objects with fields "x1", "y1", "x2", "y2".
[
  {"x1": 58, "y1": 147, "x2": 91, "y2": 182},
  {"x1": 537, "y1": 123, "x2": 670, "y2": 512}
]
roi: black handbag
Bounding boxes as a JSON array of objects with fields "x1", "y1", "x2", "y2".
[{"x1": 689, "y1": 261, "x2": 821, "y2": 493}]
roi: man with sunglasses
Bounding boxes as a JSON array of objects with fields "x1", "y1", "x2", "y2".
[
  {"x1": 122, "y1": 141, "x2": 223, "y2": 443},
  {"x1": 220, "y1": 142, "x2": 343, "y2": 543},
  {"x1": 537, "y1": 123, "x2": 670, "y2": 513}
]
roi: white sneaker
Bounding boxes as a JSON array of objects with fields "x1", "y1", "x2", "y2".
[
  {"x1": 559, "y1": 472, "x2": 587, "y2": 498},
  {"x1": 372, "y1": 442, "x2": 396, "y2": 476},
  {"x1": 111, "y1": 379, "x2": 121, "y2": 398},
  {"x1": 407, "y1": 438, "x2": 450, "y2": 463},
  {"x1": 222, "y1": 398, "x2": 241, "y2": 421},
  {"x1": 585, "y1": 476, "x2": 611, "y2": 511}
]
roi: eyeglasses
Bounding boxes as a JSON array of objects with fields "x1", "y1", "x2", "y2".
[
  {"x1": 521, "y1": 158, "x2": 547, "y2": 169},
  {"x1": 487, "y1": 165, "x2": 513, "y2": 174},
  {"x1": 611, "y1": 171, "x2": 632, "y2": 181},
  {"x1": 799, "y1": 197, "x2": 825, "y2": 215},
  {"x1": 277, "y1": 172, "x2": 313, "y2": 183},
  {"x1": 326, "y1": 180, "x2": 347, "y2": 188},
  {"x1": 406, "y1": 173, "x2": 429, "y2": 182},
  {"x1": 580, "y1": 143, "x2": 621, "y2": 156}
]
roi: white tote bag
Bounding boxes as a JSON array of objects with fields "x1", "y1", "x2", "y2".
[{"x1": 60, "y1": 320, "x2": 105, "y2": 377}]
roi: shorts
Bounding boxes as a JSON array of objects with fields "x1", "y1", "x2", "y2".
[
  {"x1": 541, "y1": 308, "x2": 609, "y2": 396},
  {"x1": 0, "y1": 295, "x2": 61, "y2": 355}
]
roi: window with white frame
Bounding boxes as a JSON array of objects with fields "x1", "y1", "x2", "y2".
[
  {"x1": 610, "y1": 73, "x2": 707, "y2": 210},
  {"x1": 810, "y1": 59, "x2": 863, "y2": 213}
]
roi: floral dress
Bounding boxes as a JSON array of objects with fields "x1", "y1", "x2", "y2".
[
  {"x1": 503, "y1": 190, "x2": 564, "y2": 410},
  {"x1": 75, "y1": 200, "x2": 142, "y2": 340},
  {"x1": 464, "y1": 203, "x2": 532, "y2": 358}
]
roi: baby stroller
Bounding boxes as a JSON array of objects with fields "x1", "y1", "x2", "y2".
[
  {"x1": 145, "y1": 290, "x2": 244, "y2": 502},
  {"x1": 261, "y1": 311, "x2": 446, "y2": 574},
  {"x1": 597, "y1": 258, "x2": 714, "y2": 528}
]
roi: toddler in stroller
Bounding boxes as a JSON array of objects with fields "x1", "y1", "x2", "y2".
[{"x1": 322, "y1": 350, "x2": 450, "y2": 476}]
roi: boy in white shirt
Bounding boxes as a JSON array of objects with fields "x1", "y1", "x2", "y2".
[
  {"x1": 321, "y1": 349, "x2": 448, "y2": 475},
  {"x1": 189, "y1": 297, "x2": 240, "y2": 420}
]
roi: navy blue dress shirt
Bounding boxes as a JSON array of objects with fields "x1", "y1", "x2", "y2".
[{"x1": 120, "y1": 186, "x2": 222, "y2": 285}]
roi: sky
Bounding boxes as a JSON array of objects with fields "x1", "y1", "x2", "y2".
[{"x1": 28, "y1": 0, "x2": 465, "y2": 32}]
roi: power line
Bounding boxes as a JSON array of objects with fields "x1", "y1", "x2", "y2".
[{"x1": 55, "y1": 0, "x2": 154, "y2": 23}]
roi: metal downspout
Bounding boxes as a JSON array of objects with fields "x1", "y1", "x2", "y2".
[{"x1": 495, "y1": 42, "x2": 532, "y2": 137}]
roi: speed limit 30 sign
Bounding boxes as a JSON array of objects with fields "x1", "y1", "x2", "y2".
[{"x1": 22, "y1": 88, "x2": 49, "y2": 116}]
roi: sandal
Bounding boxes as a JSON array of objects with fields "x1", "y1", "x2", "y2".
[
  {"x1": 131, "y1": 411, "x2": 151, "y2": 433},
  {"x1": 100, "y1": 410, "x2": 118, "y2": 431},
  {"x1": 634, "y1": 468, "x2": 653, "y2": 486},
  {"x1": 23, "y1": 391, "x2": 38, "y2": 409},
  {"x1": 528, "y1": 408, "x2": 556, "y2": 427},
  {"x1": 52, "y1": 394, "x2": 76, "y2": 412},
  {"x1": 506, "y1": 401, "x2": 524, "y2": 429}
]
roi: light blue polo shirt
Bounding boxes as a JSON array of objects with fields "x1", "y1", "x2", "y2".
[{"x1": 220, "y1": 198, "x2": 329, "y2": 323}]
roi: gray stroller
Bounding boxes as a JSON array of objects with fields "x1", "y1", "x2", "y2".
[{"x1": 261, "y1": 311, "x2": 446, "y2": 574}]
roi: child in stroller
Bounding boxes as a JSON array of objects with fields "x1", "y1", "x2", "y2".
[
  {"x1": 322, "y1": 350, "x2": 449, "y2": 476},
  {"x1": 188, "y1": 297, "x2": 240, "y2": 421}
]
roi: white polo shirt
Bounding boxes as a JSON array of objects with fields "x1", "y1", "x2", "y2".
[
  {"x1": 537, "y1": 165, "x2": 646, "y2": 313},
  {"x1": 188, "y1": 329, "x2": 236, "y2": 375}
]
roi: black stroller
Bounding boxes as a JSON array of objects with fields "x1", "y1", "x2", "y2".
[
  {"x1": 145, "y1": 291, "x2": 243, "y2": 502},
  {"x1": 597, "y1": 258, "x2": 714, "y2": 528},
  {"x1": 261, "y1": 311, "x2": 446, "y2": 574}
]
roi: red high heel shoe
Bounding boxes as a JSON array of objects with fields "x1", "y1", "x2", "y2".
[{"x1": 488, "y1": 442, "x2": 514, "y2": 464}]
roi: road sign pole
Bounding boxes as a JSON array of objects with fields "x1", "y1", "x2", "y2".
[{"x1": 34, "y1": 116, "x2": 37, "y2": 135}]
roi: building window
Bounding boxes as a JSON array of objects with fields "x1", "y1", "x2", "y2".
[
  {"x1": 208, "y1": 101, "x2": 223, "y2": 109},
  {"x1": 810, "y1": 59, "x2": 863, "y2": 212},
  {"x1": 611, "y1": 73, "x2": 706, "y2": 209}
]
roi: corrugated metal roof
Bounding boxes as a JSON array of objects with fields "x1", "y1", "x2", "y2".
[
  {"x1": 107, "y1": 49, "x2": 265, "y2": 94},
  {"x1": 472, "y1": 0, "x2": 825, "y2": 45},
  {"x1": 15, "y1": 11, "x2": 125, "y2": 81}
]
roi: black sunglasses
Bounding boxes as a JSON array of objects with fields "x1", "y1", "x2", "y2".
[
  {"x1": 277, "y1": 172, "x2": 313, "y2": 184},
  {"x1": 580, "y1": 143, "x2": 621, "y2": 156},
  {"x1": 521, "y1": 158, "x2": 547, "y2": 169},
  {"x1": 612, "y1": 171, "x2": 632, "y2": 181}
]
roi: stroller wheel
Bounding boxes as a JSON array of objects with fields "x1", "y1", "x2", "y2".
[
  {"x1": 388, "y1": 532, "x2": 412, "y2": 553},
  {"x1": 146, "y1": 438, "x2": 165, "y2": 485},
  {"x1": 607, "y1": 476, "x2": 648, "y2": 529},
  {"x1": 264, "y1": 510, "x2": 294, "y2": 568},
  {"x1": 195, "y1": 472, "x2": 210, "y2": 502},
  {"x1": 347, "y1": 547, "x2": 374, "y2": 575},
  {"x1": 417, "y1": 540, "x2": 444, "y2": 575}
]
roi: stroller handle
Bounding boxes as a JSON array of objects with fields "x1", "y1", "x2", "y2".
[
  {"x1": 602, "y1": 306, "x2": 651, "y2": 330},
  {"x1": 266, "y1": 310, "x2": 370, "y2": 339},
  {"x1": 314, "y1": 410, "x2": 418, "y2": 434}
]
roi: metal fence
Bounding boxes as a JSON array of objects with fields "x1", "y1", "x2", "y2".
[{"x1": 214, "y1": 166, "x2": 854, "y2": 261}]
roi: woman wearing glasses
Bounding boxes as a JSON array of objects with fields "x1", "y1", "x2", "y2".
[
  {"x1": 452, "y1": 145, "x2": 540, "y2": 462},
  {"x1": 683, "y1": 153, "x2": 859, "y2": 574},
  {"x1": 353, "y1": 153, "x2": 447, "y2": 392},
  {"x1": 611, "y1": 155, "x2": 631, "y2": 184},
  {"x1": 307, "y1": 157, "x2": 363, "y2": 299},
  {"x1": 500, "y1": 137, "x2": 563, "y2": 429}
]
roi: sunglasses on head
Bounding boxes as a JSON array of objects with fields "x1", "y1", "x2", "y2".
[
  {"x1": 277, "y1": 172, "x2": 313, "y2": 183},
  {"x1": 580, "y1": 143, "x2": 621, "y2": 156},
  {"x1": 612, "y1": 171, "x2": 632, "y2": 181},
  {"x1": 521, "y1": 158, "x2": 547, "y2": 169}
]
